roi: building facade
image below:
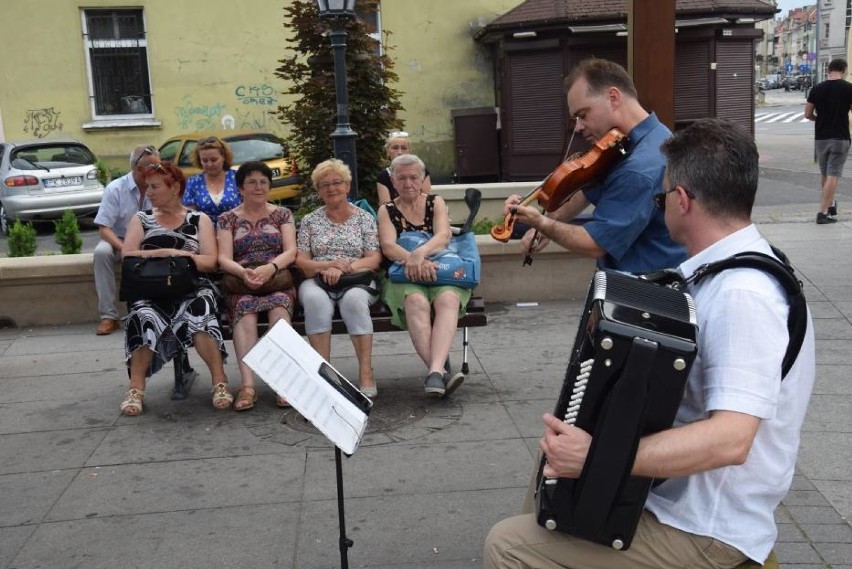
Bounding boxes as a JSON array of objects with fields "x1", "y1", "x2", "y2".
[{"x1": 0, "y1": 0, "x2": 519, "y2": 181}]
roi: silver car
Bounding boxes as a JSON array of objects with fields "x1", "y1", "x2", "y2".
[{"x1": 0, "y1": 138, "x2": 105, "y2": 234}]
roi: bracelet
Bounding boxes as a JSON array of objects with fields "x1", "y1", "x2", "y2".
[{"x1": 269, "y1": 261, "x2": 280, "y2": 272}]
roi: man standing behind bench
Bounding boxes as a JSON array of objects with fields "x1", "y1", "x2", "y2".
[{"x1": 92, "y1": 145, "x2": 159, "y2": 335}]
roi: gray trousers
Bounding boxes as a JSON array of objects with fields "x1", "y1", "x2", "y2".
[
  {"x1": 94, "y1": 239, "x2": 120, "y2": 319},
  {"x1": 298, "y1": 278, "x2": 377, "y2": 335}
]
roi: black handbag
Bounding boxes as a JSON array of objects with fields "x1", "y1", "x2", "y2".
[
  {"x1": 119, "y1": 255, "x2": 200, "y2": 302},
  {"x1": 314, "y1": 270, "x2": 380, "y2": 298}
]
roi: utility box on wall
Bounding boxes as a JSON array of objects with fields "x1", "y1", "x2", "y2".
[{"x1": 452, "y1": 107, "x2": 500, "y2": 183}]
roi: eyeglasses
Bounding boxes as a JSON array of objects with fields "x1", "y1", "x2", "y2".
[
  {"x1": 132, "y1": 145, "x2": 157, "y2": 167},
  {"x1": 653, "y1": 187, "x2": 695, "y2": 210},
  {"x1": 317, "y1": 179, "x2": 347, "y2": 190}
]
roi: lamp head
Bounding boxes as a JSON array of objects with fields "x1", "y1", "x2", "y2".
[{"x1": 316, "y1": 0, "x2": 357, "y2": 19}]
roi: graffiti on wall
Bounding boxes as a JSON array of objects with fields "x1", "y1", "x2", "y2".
[
  {"x1": 235, "y1": 108, "x2": 273, "y2": 130},
  {"x1": 175, "y1": 83, "x2": 280, "y2": 132},
  {"x1": 235, "y1": 84, "x2": 277, "y2": 106},
  {"x1": 174, "y1": 95, "x2": 228, "y2": 131},
  {"x1": 23, "y1": 107, "x2": 63, "y2": 138}
]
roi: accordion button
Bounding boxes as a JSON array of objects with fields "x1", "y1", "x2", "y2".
[
  {"x1": 600, "y1": 337, "x2": 614, "y2": 350},
  {"x1": 545, "y1": 519, "x2": 557, "y2": 531},
  {"x1": 612, "y1": 538, "x2": 625, "y2": 550},
  {"x1": 673, "y1": 358, "x2": 687, "y2": 371}
]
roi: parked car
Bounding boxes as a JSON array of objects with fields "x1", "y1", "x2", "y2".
[
  {"x1": 158, "y1": 130, "x2": 301, "y2": 204},
  {"x1": 0, "y1": 138, "x2": 105, "y2": 235}
]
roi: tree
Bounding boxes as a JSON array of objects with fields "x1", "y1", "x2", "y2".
[{"x1": 275, "y1": 1, "x2": 403, "y2": 206}]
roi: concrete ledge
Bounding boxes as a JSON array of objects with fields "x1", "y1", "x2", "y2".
[
  {"x1": 0, "y1": 238, "x2": 595, "y2": 327},
  {"x1": 475, "y1": 235, "x2": 595, "y2": 303},
  {"x1": 0, "y1": 254, "x2": 102, "y2": 328},
  {"x1": 433, "y1": 181, "x2": 540, "y2": 224}
]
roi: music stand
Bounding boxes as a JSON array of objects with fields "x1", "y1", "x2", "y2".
[{"x1": 243, "y1": 321, "x2": 372, "y2": 569}]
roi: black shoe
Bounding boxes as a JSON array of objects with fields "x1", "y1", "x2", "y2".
[
  {"x1": 424, "y1": 372, "x2": 445, "y2": 397},
  {"x1": 816, "y1": 212, "x2": 837, "y2": 224},
  {"x1": 443, "y1": 372, "x2": 465, "y2": 397},
  {"x1": 829, "y1": 201, "x2": 838, "y2": 216}
]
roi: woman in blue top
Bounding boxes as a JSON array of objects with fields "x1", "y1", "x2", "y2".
[{"x1": 182, "y1": 136, "x2": 242, "y2": 225}]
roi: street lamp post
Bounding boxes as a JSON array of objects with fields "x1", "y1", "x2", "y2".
[{"x1": 317, "y1": 0, "x2": 359, "y2": 199}]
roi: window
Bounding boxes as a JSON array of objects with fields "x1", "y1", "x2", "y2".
[
  {"x1": 357, "y1": 1, "x2": 383, "y2": 57},
  {"x1": 81, "y1": 9, "x2": 153, "y2": 119}
]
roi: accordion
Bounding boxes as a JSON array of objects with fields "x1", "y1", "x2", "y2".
[{"x1": 535, "y1": 270, "x2": 698, "y2": 550}]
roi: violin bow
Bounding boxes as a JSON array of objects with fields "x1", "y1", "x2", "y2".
[{"x1": 522, "y1": 119, "x2": 579, "y2": 267}]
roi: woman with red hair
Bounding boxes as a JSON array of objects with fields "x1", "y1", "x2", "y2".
[{"x1": 119, "y1": 161, "x2": 231, "y2": 416}]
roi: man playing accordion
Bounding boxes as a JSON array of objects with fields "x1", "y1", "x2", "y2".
[{"x1": 484, "y1": 119, "x2": 816, "y2": 568}]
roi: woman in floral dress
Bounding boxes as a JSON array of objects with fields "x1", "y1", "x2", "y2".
[{"x1": 217, "y1": 161, "x2": 297, "y2": 411}]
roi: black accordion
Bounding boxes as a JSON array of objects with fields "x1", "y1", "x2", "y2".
[{"x1": 535, "y1": 270, "x2": 698, "y2": 550}]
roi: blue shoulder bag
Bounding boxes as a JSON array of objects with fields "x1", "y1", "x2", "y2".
[{"x1": 388, "y1": 230, "x2": 481, "y2": 289}]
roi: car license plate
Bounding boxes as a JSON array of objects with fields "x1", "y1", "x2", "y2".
[
  {"x1": 270, "y1": 168, "x2": 281, "y2": 178},
  {"x1": 44, "y1": 176, "x2": 83, "y2": 188}
]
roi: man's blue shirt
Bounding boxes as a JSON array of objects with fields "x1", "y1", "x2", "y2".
[{"x1": 582, "y1": 113, "x2": 687, "y2": 272}]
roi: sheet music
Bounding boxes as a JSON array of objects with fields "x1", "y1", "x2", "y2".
[{"x1": 243, "y1": 321, "x2": 371, "y2": 455}]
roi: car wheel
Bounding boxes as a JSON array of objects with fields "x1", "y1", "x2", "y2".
[{"x1": 0, "y1": 203, "x2": 9, "y2": 236}]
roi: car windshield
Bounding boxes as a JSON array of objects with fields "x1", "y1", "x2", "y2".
[
  {"x1": 10, "y1": 144, "x2": 96, "y2": 170},
  {"x1": 227, "y1": 135, "x2": 287, "y2": 163}
]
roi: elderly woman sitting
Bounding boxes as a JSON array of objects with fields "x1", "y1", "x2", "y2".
[
  {"x1": 120, "y1": 161, "x2": 231, "y2": 416},
  {"x1": 377, "y1": 154, "x2": 469, "y2": 397},
  {"x1": 217, "y1": 161, "x2": 298, "y2": 411},
  {"x1": 296, "y1": 159, "x2": 382, "y2": 397}
]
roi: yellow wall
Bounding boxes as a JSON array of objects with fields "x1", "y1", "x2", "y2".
[
  {"x1": 0, "y1": 0, "x2": 519, "y2": 177},
  {"x1": 382, "y1": 0, "x2": 520, "y2": 179},
  {"x1": 0, "y1": 0, "x2": 295, "y2": 170}
]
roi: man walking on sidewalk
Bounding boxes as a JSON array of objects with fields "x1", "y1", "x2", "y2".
[
  {"x1": 805, "y1": 58, "x2": 852, "y2": 224},
  {"x1": 92, "y1": 145, "x2": 159, "y2": 335}
]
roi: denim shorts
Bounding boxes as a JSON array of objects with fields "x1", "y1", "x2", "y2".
[{"x1": 815, "y1": 138, "x2": 851, "y2": 177}]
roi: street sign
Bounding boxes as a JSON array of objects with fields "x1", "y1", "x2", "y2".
[{"x1": 785, "y1": 63, "x2": 794, "y2": 72}]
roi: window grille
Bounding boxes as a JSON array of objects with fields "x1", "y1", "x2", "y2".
[{"x1": 81, "y1": 9, "x2": 153, "y2": 118}]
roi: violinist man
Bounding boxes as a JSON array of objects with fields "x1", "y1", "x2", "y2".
[
  {"x1": 484, "y1": 119, "x2": 815, "y2": 568},
  {"x1": 504, "y1": 58, "x2": 686, "y2": 272}
]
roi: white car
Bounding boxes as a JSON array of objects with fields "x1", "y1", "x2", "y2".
[{"x1": 0, "y1": 138, "x2": 105, "y2": 234}]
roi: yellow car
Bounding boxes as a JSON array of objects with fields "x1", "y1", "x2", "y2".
[{"x1": 158, "y1": 130, "x2": 301, "y2": 203}]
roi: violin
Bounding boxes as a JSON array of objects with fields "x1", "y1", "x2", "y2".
[{"x1": 490, "y1": 128, "x2": 628, "y2": 244}]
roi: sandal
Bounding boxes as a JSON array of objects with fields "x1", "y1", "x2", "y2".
[
  {"x1": 276, "y1": 395, "x2": 291, "y2": 408},
  {"x1": 234, "y1": 387, "x2": 258, "y2": 411},
  {"x1": 212, "y1": 382, "x2": 233, "y2": 410},
  {"x1": 120, "y1": 388, "x2": 145, "y2": 416}
]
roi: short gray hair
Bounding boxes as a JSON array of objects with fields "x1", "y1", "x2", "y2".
[{"x1": 389, "y1": 154, "x2": 425, "y2": 179}]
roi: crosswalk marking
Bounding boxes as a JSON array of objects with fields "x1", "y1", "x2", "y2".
[{"x1": 755, "y1": 112, "x2": 811, "y2": 124}]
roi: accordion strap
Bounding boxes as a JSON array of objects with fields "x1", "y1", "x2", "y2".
[
  {"x1": 687, "y1": 246, "x2": 805, "y2": 379},
  {"x1": 643, "y1": 245, "x2": 806, "y2": 379}
]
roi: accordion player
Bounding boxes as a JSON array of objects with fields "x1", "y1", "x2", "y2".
[{"x1": 535, "y1": 269, "x2": 699, "y2": 550}]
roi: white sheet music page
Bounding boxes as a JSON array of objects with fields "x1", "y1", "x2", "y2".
[{"x1": 242, "y1": 320, "x2": 370, "y2": 455}]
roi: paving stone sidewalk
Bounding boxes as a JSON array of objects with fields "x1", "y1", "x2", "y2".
[{"x1": 0, "y1": 217, "x2": 850, "y2": 568}]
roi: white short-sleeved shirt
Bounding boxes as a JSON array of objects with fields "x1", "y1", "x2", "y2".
[
  {"x1": 94, "y1": 172, "x2": 151, "y2": 239},
  {"x1": 645, "y1": 224, "x2": 816, "y2": 564}
]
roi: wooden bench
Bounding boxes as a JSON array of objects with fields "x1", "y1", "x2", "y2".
[
  {"x1": 170, "y1": 295, "x2": 487, "y2": 399},
  {"x1": 171, "y1": 187, "x2": 488, "y2": 398}
]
